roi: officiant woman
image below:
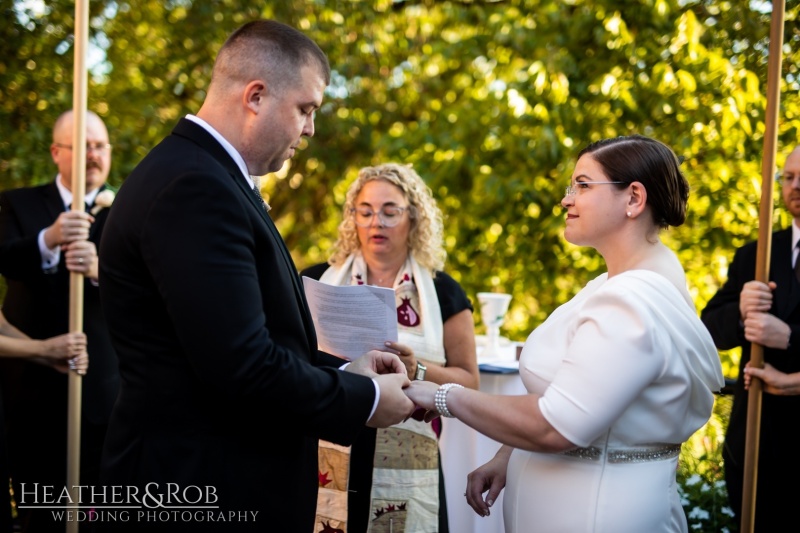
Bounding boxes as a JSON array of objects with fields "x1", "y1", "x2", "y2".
[{"x1": 301, "y1": 162, "x2": 479, "y2": 532}]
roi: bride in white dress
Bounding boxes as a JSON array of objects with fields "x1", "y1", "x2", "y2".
[{"x1": 406, "y1": 134, "x2": 724, "y2": 533}]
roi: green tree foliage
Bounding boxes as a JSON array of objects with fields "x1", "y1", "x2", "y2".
[{"x1": 2, "y1": 0, "x2": 799, "y2": 381}]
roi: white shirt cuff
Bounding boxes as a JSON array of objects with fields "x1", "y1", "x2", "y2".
[
  {"x1": 37, "y1": 229, "x2": 60, "y2": 271},
  {"x1": 339, "y1": 362, "x2": 380, "y2": 421}
]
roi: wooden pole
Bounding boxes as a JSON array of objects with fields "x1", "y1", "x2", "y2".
[
  {"x1": 67, "y1": 1, "x2": 89, "y2": 532},
  {"x1": 741, "y1": 1, "x2": 785, "y2": 531}
]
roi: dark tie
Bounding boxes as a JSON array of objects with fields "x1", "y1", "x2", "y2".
[
  {"x1": 795, "y1": 243, "x2": 800, "y2": 282},
  {"x1": 251, "y1": 185, "x2": 270, "y2": 212},
  {"x1": 66, "y1": 202, "x2": 90, "y2": 213}
]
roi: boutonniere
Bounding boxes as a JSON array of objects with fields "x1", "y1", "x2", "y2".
[{"x1": 90, "y1": 189, "x2": 115, "y2": 215}]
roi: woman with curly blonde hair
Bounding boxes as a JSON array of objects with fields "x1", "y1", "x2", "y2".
[
  {"x1": 302, "y1": 162, "x2": 478, "y2": 533},
  {"x1": 328, "y1": 163, "x2": 447, "y2": 274}
]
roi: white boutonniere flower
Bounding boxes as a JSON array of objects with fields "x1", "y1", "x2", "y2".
[{"x1": 91, "y1": 189, "x2": 115, "y2": 215}]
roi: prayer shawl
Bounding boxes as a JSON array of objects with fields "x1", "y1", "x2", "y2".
[{"x1": 314, "y1": 253, "x2": 445, "y2": 533}]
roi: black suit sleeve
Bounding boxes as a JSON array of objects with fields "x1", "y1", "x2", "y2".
[
  {"x1": 131, "y1": 172, "x2": 373, "y2": 442},
  {"x1": 701, "y1": 237, "x2": 800, "y2": 365},
  {"x1": 701, "y1": 245, "x2": 751, "y2": 350},
  {"x1": 0, "y1": 192, "x2": 49, "y2": 280}
]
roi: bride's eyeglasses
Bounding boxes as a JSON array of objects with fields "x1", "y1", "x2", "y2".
[{"x1": 564, "y1": 181, "x2": 624, "y2": 197}]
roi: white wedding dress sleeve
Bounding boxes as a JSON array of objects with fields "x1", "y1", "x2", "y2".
[{"x1": 504, "y1": 270, "x2": 723, "y2": 533}]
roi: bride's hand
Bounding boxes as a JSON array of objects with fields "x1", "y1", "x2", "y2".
[
  {"x1": 466, "y1": 446, "x2": 512, "y2": 517},
  {"x1": 404, "y1": 381, "x2": 440, "y2": 423}
]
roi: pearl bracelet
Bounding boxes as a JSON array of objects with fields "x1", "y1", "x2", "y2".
[{"x1": 434, "y1": 383, "x2": 464, "y2": 418}]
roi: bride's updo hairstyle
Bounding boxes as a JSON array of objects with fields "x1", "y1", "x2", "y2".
[{"x1": 578, "y1": 134, "x2": 689, "y2": 229}]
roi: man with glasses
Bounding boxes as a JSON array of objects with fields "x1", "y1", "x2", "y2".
[
  {"x1": 0, "y1": 109, "x2": 120, "y2": 532},
  {"x1": 701, "y1": 145, "x2": 800, "y2": 532}
]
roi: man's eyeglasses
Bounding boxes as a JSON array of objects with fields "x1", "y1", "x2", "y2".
[
  {"x1": 53, "y1": 142, "x2": 112, "y2": 153},
  {"x1": 350, "y1": 206, "x2": 413, "y2": 227},
  {"x1": 564, "y1": 181, "x2": 624, "y2": 197},
  {"x1": 776, "y1": 172, "x2": 800, "y2": 185}
]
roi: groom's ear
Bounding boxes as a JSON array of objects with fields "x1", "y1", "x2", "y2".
[{"x1": 243, "y1": 80, "x2": 267, "y2": 114}]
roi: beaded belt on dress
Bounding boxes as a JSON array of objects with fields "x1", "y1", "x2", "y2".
[{"x1": 561, "y1": 443, "x2": 681, "y2": 463}]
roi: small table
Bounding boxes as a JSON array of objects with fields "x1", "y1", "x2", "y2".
[{"x1": 440, "y1": 342, "x2": 526, "y2": 533}]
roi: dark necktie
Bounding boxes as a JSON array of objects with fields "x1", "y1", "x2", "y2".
[
  {"x1": 67, "y1": 202, "x2": 90, "y2": 213},
  {"x1": 795, "y1": 243, "x2": 800, "y2": 282},
  {"x1": 251, "y1": 185, "x2": 270, "y2": 212}
]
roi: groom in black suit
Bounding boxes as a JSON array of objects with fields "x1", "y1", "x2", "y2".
[
  {"x1": 0, "y1": 109, "x2": 120, "y2": 532},
  {"x1": 98, "y1": 20, "x2": 415, "y2": 533}
]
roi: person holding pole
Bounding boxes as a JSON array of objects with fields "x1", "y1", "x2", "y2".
[
  {"x1": 0, "y1": 309, "x2": 88, "y2": 373},
  {"x1": 0, "y1": 309, "x2": 88, "y2": 533},
  {"x1": 743, "y1": 360, "x2": 800, "y2": 395},
  {"x1": 0, "y1": 109, "x2": 120, "y2": 533},
  {"x1": 97, "y1": 19, "x2": 414, "y2": 533},
  {"x1": 701, "y1": 144, "x2": 800, "y2": 532}
]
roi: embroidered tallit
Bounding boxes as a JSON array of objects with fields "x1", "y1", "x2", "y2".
[{"x1": 314, "y1": 253, "x2": 445, "y2": 533}]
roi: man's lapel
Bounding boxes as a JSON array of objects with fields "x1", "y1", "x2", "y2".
[
  {"x1": 88, "y1": 185, "x2": 109, "y2": 240},
  {"x1": 171, "y1": 118, "x2": 317, "y2": 347},
  {"x1": 42, "y1": 181, "x2": 66, "y2": 220},
  {"x1": 771, "y1": 230, "x2": 799, "y2": 318}
]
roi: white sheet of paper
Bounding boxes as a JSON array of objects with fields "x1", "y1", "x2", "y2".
[{"x1": 302, "y1": 276, "x2": 398, "y2": 360}]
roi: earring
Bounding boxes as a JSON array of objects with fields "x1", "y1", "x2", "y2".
[{"x1": 626, "y1": 211, "x2": 631, "y2": 217}]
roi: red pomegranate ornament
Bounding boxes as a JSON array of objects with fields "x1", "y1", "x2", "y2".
[{"x1": 397, "y1": 296, "x2": 420, "y2": 327}]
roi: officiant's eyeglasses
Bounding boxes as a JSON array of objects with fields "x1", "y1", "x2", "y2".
[
  {"x1": 53, "y1": 142, "x2": 112, "y2": 153},
  {"x1": 351, "y1": 206, "x2": 413, "y2": 227}
]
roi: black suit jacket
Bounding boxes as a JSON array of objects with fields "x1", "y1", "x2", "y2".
[
  {"x1": 0, "y1": 182, "x2": 119, "y2": 424},
  {"x1": 98, "y1": 118, "x2": 376, "y2": 532},
  {"x1": 0, "y1": 181, "x2": 120, "y2": 533},
  {"x1": 701, "y1": 227, "x2": 800, "y2": 530}
]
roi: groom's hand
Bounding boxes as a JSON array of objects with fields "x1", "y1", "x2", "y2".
[
  {"x1": 346, "y1": 350, "x2": 406, "y2": 378},
  {"x1": 367, "y1": 373, "x2": 415, "y2": 428}
]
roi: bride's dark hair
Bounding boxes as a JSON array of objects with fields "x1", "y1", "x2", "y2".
[{"x1": 578, "y1": 134, "x2": 689, "y2": 229}]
